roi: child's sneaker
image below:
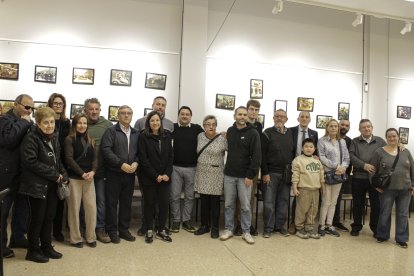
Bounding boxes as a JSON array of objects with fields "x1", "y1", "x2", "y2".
[
  {"x1": 308, "y1": 232, "x2": 321, "y2": 239},
  {"x1": 295, "y1": 229, "x2": 309, "y2": 239},
  {"x1": 325, "y1": 226, "x2": 340, "y2": 237}
]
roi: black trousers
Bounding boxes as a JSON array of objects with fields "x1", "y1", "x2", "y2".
[
  {"x1": 53, "y1": 197, "x2": 65, "y2": 236},
  {"x1": 105, "y1": 171, "x2": 135, "y2": 235},
  {"x1": 27, "y1": 185, "x2": 58, "y2": 251},
  {"x1": 142, "y1": 183, "x2": 169, "y2": 232},
  {"x1": 200, "y1": 194, "x2": 220, "y2": 229},
  {"x1": 351, "y1": 177, "x2": 380, "y2": 233}
]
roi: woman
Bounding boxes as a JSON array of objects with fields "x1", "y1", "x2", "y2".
[
  {"x1": 47, "y1": 93, "x2": 70, "y2": 242},
  {"x1": 64, "y1": 114, "x2": 97, "y2": 248},
  {"x1": 20, "y1": 107, "x2": 68, "y2": 263},
  {"x1": 317, "y1": 119, "x2": 349, "y2": 237},
  {"x1": 194, "y1": 115, "x2": 227, "y2": 239},
  {"x1": 137, "y1": 111, "x2": 173, "y2": 243},
  {"x1": 371, "y1": 128, "x2": 414, "y2": 248}
]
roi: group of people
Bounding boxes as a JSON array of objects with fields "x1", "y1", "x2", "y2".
[{"x1": 0, "y1": 93, "x2": 413, "y2": 265}]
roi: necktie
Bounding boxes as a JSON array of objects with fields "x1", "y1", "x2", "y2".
[{"x1": 301, "y1": 130, "x2": 306, "y2": 144}]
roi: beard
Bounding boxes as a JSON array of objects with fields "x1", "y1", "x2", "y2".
[{"x1": 340, "y1": 128, "x2": 348, "y2": 136}]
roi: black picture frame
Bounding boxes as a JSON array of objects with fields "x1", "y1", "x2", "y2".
[
  {"x1": 297, "y1": 97, "x2": 314, "y2": 112},
  {"x1": 257, "y1": 114, "x2": 265, "y2": 128},
  {"x1": 70, "y1": 104, "x2": 85, "y2": 119},
  {"x1": 108, "y1": 106, "x2": 120, "y2": 122},
  {"x1": 316, "y1": 115, "x2": 332, "y2": 129},
  {"x1": 145, "y1": 72, "x2": 167, "y2": 90},
  {"x1": 0, "y1": 62, "x2": 19, "y2": 80},
  {"x1": 0, "y1": 99, "x2": 15, "y2": 115},
  {"x1": 250, "y1": 79, "x2": 263, "y2": 99},
  {"x1": 399, "y1": 127, "x2": 409, "y2": 144},
  {"x1": 33, "y1": 101, "x2": 48, "y2": 115},
  {"x1": 72, "y1": 67, "x2": 94, "y2": 85},
  {"x1": 274, "y1": 100, "x2": 288, "y2": 113},
  {"x1": 144, "y1": 108, "x2": 152, "y2": 116},
  {"x1": 397, "y1": 106, "x2": 411, "y2": 119},
  {"x1": 110, "y1": 69, "x2": 132, "y2": 87},
  {"x1": 215, "y1": 94, "x2": 236, "y2": 111},
  {"x1": 338, "y1": 102, "x2": 350, "y2": 120},
  {"x1": 34, "y1": 65, "x2": 57, "y2": 83}
]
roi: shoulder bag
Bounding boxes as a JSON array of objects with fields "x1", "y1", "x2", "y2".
[
  {"x1": 197, "y1": 134, "x2": 221, "y2": 159},
  {"x1": 371, "y1": 149, "x2": 399, "y2": 189},
  {"x1": 325, "y1": 139, "x2": 348, "y2": 185}
]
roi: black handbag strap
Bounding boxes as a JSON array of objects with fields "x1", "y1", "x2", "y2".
[
  {"x1": 197, "y1": 134, "x2": 220, "y2": 158},
  {"x1": 390, "y1": 148, "x2": 400, "y2": 173},
  {"x1": 337, "y1": 139, "x2": 344, "y2": 168}
]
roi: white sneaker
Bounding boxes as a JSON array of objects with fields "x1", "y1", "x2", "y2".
[
  {"x1": 220, "y1": 230, "x2": 233, "y2": 241},
  {"x1": 242, "y1": 233, "x2": 255, "y2": 244}
]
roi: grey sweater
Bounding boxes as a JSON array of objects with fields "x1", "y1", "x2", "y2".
[{"x1": 370, "y1": 147, "x2": 414, "y2": 190}]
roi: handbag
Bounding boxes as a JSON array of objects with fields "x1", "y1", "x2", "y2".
[
  {"x1": 56, "y1": 180, "x2": 70, "y2": 200},
  {"x1": 324, "y1": 139, "x2": 348, "y2": 185},
  {"x1": 371, "y1": 149, "x2": 399, "y2": 189}
]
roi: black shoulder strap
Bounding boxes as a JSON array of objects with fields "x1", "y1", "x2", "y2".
[
  {"x1": 390, "y1": 148, "x2": 400, "y2": 172},
  {"x1": 197, "y1": 134, "x2": 220, "y2": 158}
]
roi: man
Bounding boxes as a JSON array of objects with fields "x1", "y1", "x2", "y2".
[
  {"x1": 332, "y1": 119, "x2": 352, "y2": 232},
  {"x1": 84, "y1": 98, "x2": 113, "y2": 243},
  {"x1": 169, "y1": 106, "x2": 203, "y2": 233},
  {"x1": 134, "y1": 96, "x2": 173, "y2": 235},
  {"x1": 234, "y1": 100, "x2": 262, "y2": 236},
  {"x1": 349, "y1": 119, "x2": 386, "y2": 237},
  {"x1": 220, "y1": 106, "x2": 261, "y2": 245},
  {"x1": 261, "y1": 109, "x2": 294, "y2": 238},
  {"x1": 288, "y1": 111, "x2": 318, "y2": 234},
  {"x1": 0, "y1": 94, "x2": 34, "y2": 258},
  {"x1": 101, "y1": 105, "x2": 139, "y2": 243}
]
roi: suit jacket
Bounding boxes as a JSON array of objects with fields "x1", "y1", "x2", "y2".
[{"x1": 290, "y1": 125, "x2": 319, "y2": 156}]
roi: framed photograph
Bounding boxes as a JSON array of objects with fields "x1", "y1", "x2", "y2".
[
  {"x1": 215, "y1": 94, "x2": 236, "y2": 111},
  {"x1": 397, "y1": 106, "x2": 411, "y2": 119},
  {"x1": 108, "y1": 106, "x2": 120, "y2": 122},
  {"x1": 257, "y1": 114, "x2": 265, "y2": 128},
  {"x1": 297, "y1": 97, "x2": 314, "y2": 112},
  {"x1": 33, "y1": 101, "x2": 48, "y2": 115},
  {"x1": 110, "y1": 69, "x2": 132, "y2": 87},
  {"x1": 274, "y1": 100, "x2": 287, "y2": 113},
  {"x1": 338, "y1": 102, "x2": 350, "y2": 120},
  {"x1": 145, "y1": 73, "x2": 167, "y2": 90},
  {"x1": 144, "y1": 108, "x2": 152, "y2": 116},
  {"x1": 70, "y1": 104, "x2": 85, "y2": 119},
  {"x1": 399, "y1": 127, "x2": 409, "y2": 144},
  {"x1": 0, "y1": 99, "x2": 15, "y2": 115},
  {"x1": 250, "y1": 79, "x2": 263, "y2": 99},
  {"x1": 34, "y1": 65, "x2": 57, "y2": 83},
  {"x1": 316, "y1": 115, "x2": 333, "y2": 129},
  {"x1": 0, "y1": 63, "x2": 19, "y2": 80},
  {"x1": 72, "y1": 67, "x2": 94, "y2": 85}
]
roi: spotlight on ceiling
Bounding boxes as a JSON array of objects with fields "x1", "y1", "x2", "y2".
[
  {"x1": 352, "y1": 13, "x2": 364, "y2": 27},
  {"x1": 272, "y1": 0, "x2": 283, "y2": 15},
  {"x1": 401, "y1": 21, "x2": 412, "y2": 35}
]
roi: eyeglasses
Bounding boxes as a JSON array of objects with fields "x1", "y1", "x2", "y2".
[
  {"x1": 53, "y1": 102, "x2": 64, "y2": 107},
  {"x1": 118, "y1": 112, "x2": 132, "y2": 116},
  {"x1": 18, "y1": 103, "x2": 34, "y2": 110},
  {"x1": 204, "y1": 124, "x2": 217, "y2": 128}
]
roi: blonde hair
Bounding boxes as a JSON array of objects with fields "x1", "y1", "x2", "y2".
[
  {"x1": 35, "y1": 107, "x2": 56, "y2": 123},
  {"x1": 324, "y1": 119, "x2": 340, "y2": 140}
]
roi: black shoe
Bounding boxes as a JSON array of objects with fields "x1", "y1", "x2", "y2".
[
  {"x1": 86, "y1": 241, "x2": 97, "y2": 248},
  {"x1": 42, "y1": 246, "x2": 63, "y2": 259},
  {"x1": 145, "y1": 230, "x2": 154, "y2": 244},
  {"x1": 318, "y1": 226, "x2": 326, "y2": 237},
  {"x1": 234, "y1": 224, "x2": 243, "y2": 236},
  {"x1": 119, "y1": 231, "x2": 136, "y2": 242},
  {"x1": 26, "y1": 250, "x2": 49, "y2": 263},
  {"x1": 9, "y1": 238, "x2": 29, "y2": 249},
  {"x1": 182, "y1": 221, "x2": 196, "y2": 233},
  {"x1": 137, "y1": 226, "x2": 147, "y2": 237},
  {"x1": 156, "y1": 230, "x2": 172, "y2": 242},
  {"x1": 2, "y1": 246, "x2": 15, "y2": 258},
  {"x1": 71, "y1": 242, "x2": 84, "y2": 248},
  {"x1": 350, "y1": 230, "x2": 360, "y2": 236},
  {"x1": 377, "y1": 237, "x2": 387, "y2": 243},
  {"x1": 397, "y1": 241, "x2": 408, "y2": 248},
  {"x1": 53, "y1": 233, "x2": 65, "y2": 242},
  {"x1": 211, "y1": 228, "x2": 219, "y2": 239},
  {"x1": 250, "y1": 226, "x2": 258, "y2": 236},
  {"x1": 194, "y1": 225, "x2": 210, "y2": 236},
  {"x1": 109, "y1": 234, "x2": 120, "y2": 244},
  {"x1": 333, "y1": 223, "x2": 349, "y2": 232},
  {"x1": 170, "y1": 222, "x2": 180, "y2": 233}
]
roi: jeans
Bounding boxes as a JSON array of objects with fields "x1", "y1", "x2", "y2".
[
  {"x1": 94, "y1": 176, "x2": 106, "y2": 230},
  {"x1": 223, "y1": 175, "x2": 252, "y2": 233},
  {"x1": 170, "y1": 166, "x2": 196, "y2": 223},
  {"x1": 263, "y1": 172, "x2": 290, "y2": 233},
  {"x1": 377, "y1": 189, "x2": 411, "y2": 242},
  {"x1": 2, "y1": 191, "x2": 29, "y2": 244}
]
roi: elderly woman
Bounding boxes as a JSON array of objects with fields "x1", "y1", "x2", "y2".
[
  {"x1": 20, "y1": 107, "x2": 68, "y2": 263},
  {"x1": 371, "y1": 128, "x2": 414, "y2": 248},
  {"x1": 194, "y1": 115, "x2": 227, "y2": 239},
  {"x1": 138, "y1": 111, "x2": 173, "y2": 243},
  {"x1": 317, "y1": 119, "x2": 350, "y2": 237},
  {"x1": 64, "y1": 114, "x2": 97, "y2": 248}
]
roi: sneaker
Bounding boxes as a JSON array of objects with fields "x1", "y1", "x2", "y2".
[
  {"x1": 295, "y1": 229, "x2": 309, "y2": 239},
  {"x1": 325, "y1": 226, "x2": 340, "y2": 237},
  {"x1": 308, "y1": 232, "x2": 321, "y2": 239},
  {"x1": 250, "y1": 225, "x2": 258, "y2": 236},
  {"x1": 182, "y1": 221, "x2": 196, "y2": 233},
  {"x1": 350, "y1": 230, "x2": 359, "y2": 236},
  {"x1": 263, "y1": 232, "x2": 271, "y2": 238},
  {"x1": 119, "y1": 231, "x2": 136, "y2": 242},
  {"x1": 377, "y1": 237, "x2": 387, "y2": 243},
  {"x1": 333, "y1": 222, "x2": 349, "y2": 232},
  {"x1": 242, "y1": 232, "x2": 255, "y2": 244},
  {"x1": 9, "y1": 238, "x2": 29, "y2": 249},
  {"x1": 276, "y1": 228, "x2": 290, "y2": 237},
  {"x1": 96, "y1": 229, "x2": 111, "y2": 243},
  {"x1": 170, "y1": 222, "x2": 180, "y2": 233},
  {"x1": 2, "y1": 246, "x2": 15, "y2": 258},
  {"x1": 288, "y1": 223, "x2": 297, "y2": 235},
  {"x1": 234, "y1": 224, "x2": 243, "y2": 236},
  {"x1": 145, "y1": 230, "x2": 154, "y2": 244},
  {"x1": 318, "y1": 226, "x2": 326, "y2": 237},
  {"x1": 220, "y1": 230, "x2": 233, "y2": 241},
  {"x1": 397, "y1": 241, "x2": 408, "y2": 248},
  {"x1": 156, "y1": 230, "x2": 172, "y2": 242},
  {"x1": 194, "y1": 225, "x2": 210, "y2": 236}
]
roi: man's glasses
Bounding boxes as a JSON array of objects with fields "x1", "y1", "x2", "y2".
[
  {"x1": 118, "y1": 112, "x2": 132, "y2": 116},
  {"x1": 18, "y1": 103, "x2": 34, "y2": 110}
]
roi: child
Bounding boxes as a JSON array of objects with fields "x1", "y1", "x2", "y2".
[{"x1": 292, "y1": 138, "x2": 325, "y2": 239}]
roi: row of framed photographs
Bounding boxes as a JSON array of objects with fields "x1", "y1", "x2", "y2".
[{"x1": 0, "y1": 62, "x2": 167, "y2": 90}]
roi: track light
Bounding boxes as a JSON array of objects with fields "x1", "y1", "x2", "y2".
[
  {"x1": 272, "y1": 0, "x2": 283, "y2": 15},
  {"x1": 400, "y1": 21, "x2": 412, "y2": 35},
  {"x1": 352, "y1": 13, "x2": 363, "y2": 27}
]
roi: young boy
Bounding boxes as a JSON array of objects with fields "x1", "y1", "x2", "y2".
[{"x1": 291, "y1": 138, "x2": 325, "y2": 239}]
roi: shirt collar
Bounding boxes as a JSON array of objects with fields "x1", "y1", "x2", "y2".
[
  {"x1": 178, "y1": 123, "x2": 191, "y2": 128},
  {"x1": 274, "y1": 126, "x2": 287, "y2": 134}
]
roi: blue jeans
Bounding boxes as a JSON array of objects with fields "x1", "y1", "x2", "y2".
[
  {"x1": 223, "y1": 175, "x2": 252, "y2": 233},
  {"x1": 377, "y1": 189, "x2": 411, "y2": 243},
  {"x1": 263, "y1": 172, "x2": 290, "y2": 233},
  {"x1": 2, "y1": 191, "x2": 29, "y2": 243},
  {"x1": 94, "y1": 176, "x2": 106, "y2": 230}
]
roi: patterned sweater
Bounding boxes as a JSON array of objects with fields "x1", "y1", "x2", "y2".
[{"x1": 292, "y1": 155, "x2": 325, "y2": 190}]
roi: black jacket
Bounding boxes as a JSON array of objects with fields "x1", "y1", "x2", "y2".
[
  {"x1": 101, "y1": 123, "x2": 139, "y2": 174},
  {"x1": 0, "y1": 109, "x2": 33, "y2": 190},
  {"x1": 290, "y1": 125, "x2": 319, "y2": 156},
  {"x1": 137, "y1": 131, "x2": 173, "y2": 185},
  {"x1": 19, "y1": 128, "x2": 68, "y2": 199}
]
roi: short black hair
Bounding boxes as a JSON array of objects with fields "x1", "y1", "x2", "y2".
[
  {"x1": 302, "y1": 138, "x2": 315, "y2": 148},
  {"x1": 178, "y1": 106, "x2": 192, "y2": 116}
]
